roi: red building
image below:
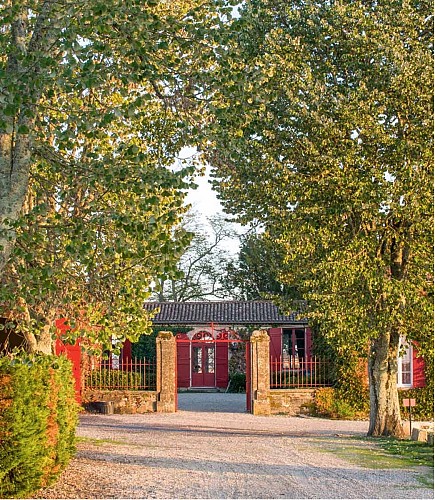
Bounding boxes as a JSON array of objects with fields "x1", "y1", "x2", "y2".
[
  {"x1": 143, "y1": 300, "x2": 427, "y2": 392},
  {"x1": 144, "y1": 301, "x2": 313, "y2": 390}
]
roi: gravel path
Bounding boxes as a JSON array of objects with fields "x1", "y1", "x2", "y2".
[{"x1": 34, "y1": 393, "x2": 433, "y2": 499}]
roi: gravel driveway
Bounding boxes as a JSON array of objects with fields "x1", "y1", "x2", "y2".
[{"x1": 34, "y1": 393, "x2": 433, "y2": 499}]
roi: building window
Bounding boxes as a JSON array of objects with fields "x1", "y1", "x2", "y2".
[
  {"x1": 397, "y1": 342, "x2": 413, "y2": 388},
  {"x1": 282, "y1": 328, "x2": 306, "y2": 369}
]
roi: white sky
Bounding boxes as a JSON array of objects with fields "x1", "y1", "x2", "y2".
[
  {"x1": 178, "y1": 147, "x2": 245, "y2": 255},
  {"x1": 185, "y1": 164, "x2": 223, "y2": 217}
]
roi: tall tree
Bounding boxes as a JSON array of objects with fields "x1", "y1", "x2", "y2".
[
  {"x1": 0, "y1": 0, "x2": 223, "y2": 272},
  {"x1": 156, "y1": 212, "x2": 237, "y2": 301},
  {"x1": 0, "y1": 0, "x2": 223, "y2": 352},
  {"x1": 224, "y1": 232, "x2": 298, "y2": 301},
  {"x1": 204, "y1": 0, "x2": 433, "y2": 436}
]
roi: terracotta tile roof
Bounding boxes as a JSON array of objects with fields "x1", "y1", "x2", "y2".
[{"x1": 143, "y1": 301, "x2": 306, "y2": 326}]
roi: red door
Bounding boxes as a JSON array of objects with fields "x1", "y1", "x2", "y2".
[{"x1": 191, "y1": 343, "x2": 215, "y2": 387}]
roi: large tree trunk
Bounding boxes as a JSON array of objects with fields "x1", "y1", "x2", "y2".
[
  {"x1": 0, "y1": 130, "x2": 33, "y2": 272},
  {"x1": 15, "y1": 299, "x2": 55, "y2": 355},
  {"x1": 368, "y1": 330, "x2": 405, "y2": 437},
  {"x1": 0, "y1": 1, "x2": 57, "y2": 274}
]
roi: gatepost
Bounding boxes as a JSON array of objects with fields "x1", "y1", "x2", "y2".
[
  {"x1": 250, "y1": 330, "x2": 271, "y2": 415},
  {"x1": 156, "y1": 331, "x2": 176, "y2": 412}
]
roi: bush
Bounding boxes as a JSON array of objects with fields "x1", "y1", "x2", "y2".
[
  {"x1": 308, "y1": 387, "x2": 368, "y2": 420},
  {"x1": 0, "y1": 352, "x2": 79, "y2": 498},
  {"x1": 86, "y1": 368, "x2": 144, "y2": 389},
  {"x1": 399, "y1": 386, "x2": 434, "y2": 421},
  {"x1": 227, "y1": 372, "x2": 246, "y2": 393}
]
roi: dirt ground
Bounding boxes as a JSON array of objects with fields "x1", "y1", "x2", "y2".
[{"x1": 34, "y1": 393, "x2": 433, "y2": 499}]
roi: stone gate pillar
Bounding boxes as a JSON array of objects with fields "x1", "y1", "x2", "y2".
[
  {"x1": 250, "y1": 330, "x2": 271, "y2": 415},
  {"x1": 156, "y1": 331, "x2": 176, "y2": 412}
]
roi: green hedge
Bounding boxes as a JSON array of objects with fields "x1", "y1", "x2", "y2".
[
  {"x1": 0, "y1": 353, "x2": 79, "y2": 498},
  {"x1": 227, "y1": 372, "x2": 246, "y2": 393},
  {"x1": 306, "y1": 387, "x2": 369, "y2": 420},
  {"x1": 86, "y1": 368, "x2": 144, "y2": 389}
]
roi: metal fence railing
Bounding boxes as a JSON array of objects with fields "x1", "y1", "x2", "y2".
[
  {"x1": 270, "y1": 356, "x2": 333, "y2": 389},
  {"x1": 85, "y1": 357, "x2": 156, "y2": 391}
]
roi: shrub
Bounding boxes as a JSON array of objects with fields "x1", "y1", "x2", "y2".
[
  {"x1": 309, "y1": 387, "x2": 368, "y2": 420},
  {"x1": 227, "y1": 372, "x2": 246, "y2": 393},
  {"x1": 399, "y1": 386, "x2": 434, "y2": 421},
  {"x1": 0, "y1": 353, "x2": 79, "y2": 498},
  {"x1": 86, "y1": 368, "x2": 144, "y2": 389}
]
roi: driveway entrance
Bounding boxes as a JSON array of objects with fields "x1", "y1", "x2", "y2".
[
  {"x1": 177, "y1": 392, "x2": 246, "y2": 413},
  {"x1": 33, "y1": 401, "x2": 433, "y2": 499}
]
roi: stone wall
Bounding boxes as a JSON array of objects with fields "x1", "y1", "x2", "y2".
[
  {"x1": 83, "y1": 389, "x2": 157, "y2": 414},
  {"x1": 82, "y1": 331, "x2": 176, "y2": 414},
  {"x1": 269, "y1": 389, "x2": 315, "y2": 415}
]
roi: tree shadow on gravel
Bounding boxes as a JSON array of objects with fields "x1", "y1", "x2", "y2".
[{"x1": 79, "y1": 420, "x2": 366, "y2": 439}]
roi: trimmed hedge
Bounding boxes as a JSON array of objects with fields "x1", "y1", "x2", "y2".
[
  {"x1": 307, "y1": 387, "x2": 369, "y2": 420},
  {"x1": 227, "y1": 372, "x2": 246, "y2": 393},
  {"x1": 0, "y1": 353, "x2": 79, "y2": 498},
  {"x1": 86, "y1": 368, "x2": 144, "y2": 389}
]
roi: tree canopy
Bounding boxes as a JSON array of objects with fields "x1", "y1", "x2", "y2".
[
  {"x1": 0, "y1": 0, "x2": 226, "y2": 352},
  {"x1": 204, "y1": 0, "x2": 434, "y2": 436}
]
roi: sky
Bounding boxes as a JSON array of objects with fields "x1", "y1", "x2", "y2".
[
  {"x1": 184, "y1": 164, "x2": 244, "y2": 256},
  {"x1": 185, "y1": 164, "x2": 223, "y2": 217}
]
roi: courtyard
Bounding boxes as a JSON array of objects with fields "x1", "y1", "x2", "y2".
[{"x1": 33, "y1": 393, "x2": 433, "y2": 499}]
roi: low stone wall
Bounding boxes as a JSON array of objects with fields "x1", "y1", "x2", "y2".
[
  {"x1": 83, "y1": 389, "x2": 157, "y2": 414},
  {"x1": 269, "y1": 389, "x2": 315, "y2": 415}
]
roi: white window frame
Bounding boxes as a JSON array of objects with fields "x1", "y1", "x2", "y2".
[{"x1": 397, "y1": 341, "x2": 413, "y2": 388}]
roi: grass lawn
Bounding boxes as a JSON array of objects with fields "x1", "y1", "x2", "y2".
[{"x1": 312, "y1": 435, "x2": 434, "y2": 488}]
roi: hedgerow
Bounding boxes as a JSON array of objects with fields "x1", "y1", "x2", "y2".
[{"x1": 0, "y1": 352, "x2": 79, "y2": 498}]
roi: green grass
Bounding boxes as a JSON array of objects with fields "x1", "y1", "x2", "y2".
[
  {"x1": 311, "y1": 435, "x2": 434, "y2": 488},
  {"x1": 76, "y1": 437, "x2": 128, "y2": 446}
]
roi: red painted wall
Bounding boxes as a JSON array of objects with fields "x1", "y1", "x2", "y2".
[
  {"x1": 269, "y1": 328, "x2": 282, "y2": 362},
  {"x1": 55, "y1": 318, "x2": 81, "y2": 402}
]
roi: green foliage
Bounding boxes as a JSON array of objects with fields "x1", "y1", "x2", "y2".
[
  {"x1": 0, "y1": 352, "x2": 79, "y2": 498},
  {"x1": 0, "y1": 0, "x2": 224, "y2": 352},
  {"x1": 224, "y1": 233, "x2": 300, "y2": 301},
  {"x1": 86, "y1": 368, "x2": 144, "y2": 389},
  {"x1": 399, "y1": 387, "x2": 434, "y2": 422},
  {"x1": 131, "y1": 329, "x2": 159, "y2": 360},
  {"x1": 308, "y1": 387, "x2": 366, "y2": 420},
  {"x1": 227, "y1": 372, "x2": 246, "y2": 393},
  {"x1": 204, "y1": 0, "x2": 433, "y2": 435}
]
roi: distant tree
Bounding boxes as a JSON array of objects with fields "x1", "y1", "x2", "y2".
[
  {"x1": 204, "y1": 0, "x2": 433, "y2": 437},
  {"x1": 224, "y1": 233, "x2": 299, "y2": 301},
  {"x1": 155, "y1": 212, "x2": 238, "y2": 301}
]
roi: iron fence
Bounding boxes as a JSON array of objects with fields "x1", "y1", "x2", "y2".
[
  {"x1": 85, "y1": 357, "x2": 156, "y2": 391},
  {"x1": 270, "y1": 356, "x2": 333, "y2": 389}
]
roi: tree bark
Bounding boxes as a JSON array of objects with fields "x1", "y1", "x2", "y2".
[
  {"x1": 20, "y1": 304, "x2": 56, "y2": 355},
  {"x1": 0, "y1": 1, "x2": 57, "y2": 274},
  {"x1": 368, "y1": 330, "x2": 405, "y2": 437}
]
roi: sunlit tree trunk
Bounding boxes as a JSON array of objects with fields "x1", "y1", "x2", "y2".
[{"x1": 368, "y1": 330, "x2": 405, "y2": 437}]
